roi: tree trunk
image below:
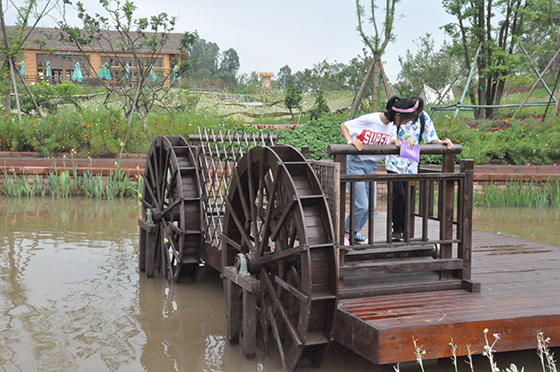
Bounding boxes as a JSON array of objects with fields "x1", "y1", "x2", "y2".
[
  {"x1": 15, "y1": 65, "x2": 42, "y2": 117},
  {"x1": 8, "y1": 58, "x2": 22, "y2": 123},
  {"x1": 371, "y1": 56, "x2": 380, "y2": 111},
  {"x1": 379, "y1": 61, "x2": 392, "y2": 99},
  {"x1": 4, "y1": 70, "x2": 11, "y2": 115},
  {"x1": 491, "y1": 78, "x2": 506, "y2": 118},
  {"x1": 347, "y1": 56, "x2": 377, "y2": 120}
]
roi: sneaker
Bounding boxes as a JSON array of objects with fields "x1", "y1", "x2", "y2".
[
  {"x1": 391, "y1": 231, "x2": 403, "y2": 242},
  {"x1": 353, "y1": 232, "x2": 368, "y2": 245}
]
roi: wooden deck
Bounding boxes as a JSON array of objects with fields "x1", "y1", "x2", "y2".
[{"x1": 333, "y1": 228, "x2": 560, "y2": 365}]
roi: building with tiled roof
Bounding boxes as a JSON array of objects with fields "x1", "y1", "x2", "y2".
[{"x1": 10, "y1": 26, "x2": 187, "y2": 85}]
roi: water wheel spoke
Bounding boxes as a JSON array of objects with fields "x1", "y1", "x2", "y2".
[
  {"x1": 143, "y1": 161, "x2": 159, "y2": 208},
  {"x1": 267, "y1": 305, "x2": 288, "y2": 371},
  {"x1": 274, "y1": 275, "x2": 308, "y2": 303},
  {"x1": 163, "y1": 167, "x2": 179, "y2": 202},
  {"x1": 162, "y1": 156, "x2": 174, "y2": 206},
  {"x1": 233, "y1": 166, "x2": 251, "y2": 222},
  {"x1": 269, "y1": 199, "x2": 296, "y2": 244},
  {"x1": 246, "y1": 149, "x2": 260, "y2": 249},
  {"x1": 163, "y1": 221, "x2": 181, "y2": 262},
  {"x1": 221, "y1": 232, "x2": 242, "y2": 251},
  {"x1": 289, "y1": 265, "x2": 302, "y2": 288},
  {"x1": 153, "y1": 144, "x2": 163, "y2": 204},
  {"x1": 161, "y1": 197, "x2": 181, "y2": 220},
  {"x1": 256, "y1": 151, "x2": 267, "y2": 243},
  {"x1": 226, "y1": 197, "x2": 255, "y2": 251},
  {"x1": 257, "y1": 167, "x2": 281, "y2": 254},
  {"x1": 261, "y1": 246, "x2": 304, "y2": 265},
  {"x1": 140, "y1": 198, "x2": 154, "y2": 210},
  {"x1": 262, "y1": 270, "x2": 302, "y2": 347}
]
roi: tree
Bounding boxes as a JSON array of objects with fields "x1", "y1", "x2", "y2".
[
  {"x1": 0, "y1": 0, "x2": 55, "y2": 121},
  {"x1": 187, "y1": 34, "x2": 220, "y2": 79},
  {"x1": 396, "y1": 34, "x2": 461, "y2": 98},
  {"x1": 302, "y1": 59, "x2": 348, "y2": 92},
  {"x1": 58, "y1": 0, "x2": 194, "y2": 128},
  {"x1": 442, "y1": 0, "x2": 542, "y2": 118},
  {"x1": 218, "y1": 47, "x2": 239, "y2": 86},
  {"x1": 308, "y1": 89, "x2": 330, "y2": 121},
  {"x1": 277, "y1": 64, "x2": 292, "y2": 88},
  {"x1": 348, "y1": 0, "x2": 398, "y2": 120},
  {"x1": 284, "y1": 84, "x2": 302, "y2": 122},
  {"x1": 342, "y1": 51, "x2": 373, "y2": 91}
]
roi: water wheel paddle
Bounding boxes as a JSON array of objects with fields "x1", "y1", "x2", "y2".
[{"x1": 223, "y1": 146, "x2": 338, "y2": 370}]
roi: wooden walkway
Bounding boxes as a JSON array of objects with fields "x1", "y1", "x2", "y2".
[{"x1": 333, "y1": 228, "x2": 560, "y2": 365}]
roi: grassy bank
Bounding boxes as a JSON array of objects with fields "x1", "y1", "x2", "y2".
[{"x1": 2, "y1": 89, "x2": 560, "y2": 165}]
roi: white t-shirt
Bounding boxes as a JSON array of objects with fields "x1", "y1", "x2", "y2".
[{"x1": 343, "y1": 112, "x2": 393, "y2": 162}]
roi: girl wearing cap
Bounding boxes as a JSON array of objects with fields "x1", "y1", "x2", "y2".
[{"x1": 341, "y1": 96, "x2": 417, "y2": 245}]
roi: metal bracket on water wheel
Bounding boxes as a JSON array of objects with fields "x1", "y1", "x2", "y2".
[{"x1": 235, "y1": 253, "x2": 251, "y2": 278}]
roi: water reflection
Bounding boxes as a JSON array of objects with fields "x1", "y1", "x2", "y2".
[
  {"x1": 0, "y1": 197, "x2": 558, "y2": 372},
  {"x1": 473, "y1": 206, "x2": 560, "y2": 247}
]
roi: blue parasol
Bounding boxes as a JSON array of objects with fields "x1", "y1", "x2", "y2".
[
  {"x1": 99, "y1": 63, "x2": 112, "y2": 81},
  {"x1": 173, "y1": 65, "x2": 179, "y2": 83},
  {"x1": 150, "y1": 68, "x2": 158, "y2": 83},
  {"x1": 72, "y1": 62, "x2": 83, "y2": 83},
  {"x1": 125, "y1": 63, "x2": 131, "y2": 79},
  {"x1": 45, "y1": 61, "x2": 52, "y2": 78}
]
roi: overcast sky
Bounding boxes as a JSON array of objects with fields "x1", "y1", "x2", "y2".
[{"x1": 7, "y1": 0, "x2": 456, "y2": 83}]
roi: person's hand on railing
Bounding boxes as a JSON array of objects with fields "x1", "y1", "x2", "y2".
[
  {"x1": 390, "y1": 139, "x2": 415, "y2": 148},
  {"x1": 348, "y1": 138, "x2": 364, "y2": 151},
  {"x1": 433, "y1": 138, "x2": 454, "y2": 150}
]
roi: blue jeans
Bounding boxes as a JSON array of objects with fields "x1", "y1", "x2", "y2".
[{"x1": 344, "y1": 155, "x2": 377, "y2": 234}]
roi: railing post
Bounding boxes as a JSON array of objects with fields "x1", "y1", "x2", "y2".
[
  {"x1": 335, "y1": 154, "x2": 347, "y2": 246},
  {"x1": 460, "y1": 159, "x2": 475, "y2": 282},
  {"x1": 440, "y1": 153, "x2": 455, "y2": 278}
]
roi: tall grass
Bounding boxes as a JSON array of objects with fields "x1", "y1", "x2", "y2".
[
  {"x1": 475, "y1": 179, "x2": 560, "y2": 207},
  {"x1": 1, "y1": 163, "x2": 142, "y2": 199}
]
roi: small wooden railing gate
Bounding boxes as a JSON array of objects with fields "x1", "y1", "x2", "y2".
[{"x1": 327, "y1": 144, "x2": 480, "y2": 298}]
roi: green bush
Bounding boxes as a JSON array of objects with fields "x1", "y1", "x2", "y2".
[
  {"x1": 2, "y1": 96, "x2": 560, "y2": 166},
  {"x1": 278, "y1": 117, "x2": 344, "y2": 160}
]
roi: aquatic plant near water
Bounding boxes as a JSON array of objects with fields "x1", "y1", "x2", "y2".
[
  {"x1": 537, "y1": 331, "x2": 557, "y2": 372},
  {"x1": 394, "y1": 330, "x2": 556, "y2": 372}
]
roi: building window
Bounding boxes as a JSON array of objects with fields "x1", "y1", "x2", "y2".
[{"x1": 36, "y1": 53, "x2": 91, "y2": 83}]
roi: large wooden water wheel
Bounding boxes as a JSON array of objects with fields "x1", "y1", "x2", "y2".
[
  {"x1": 139, "y1": 136, "x2": 203, "y2": 282},
  {"x1": 222, "y1": 146, "x2": 338, "y2": 370}
]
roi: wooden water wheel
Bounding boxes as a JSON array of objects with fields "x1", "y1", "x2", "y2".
[
  {"x1": 139, "y1": 136, "x2": 203, "y2": 282},
  {"x1": 222, "y1": 146, "x2": 338, "y2": 370}
]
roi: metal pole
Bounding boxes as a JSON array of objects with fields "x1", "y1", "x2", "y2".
[
  {"x1": 454, "y1": 43, "x2": 482, "y2": 118},
  {"x1": 519, "y1": 43, "x2": 556, "y2": 102}
]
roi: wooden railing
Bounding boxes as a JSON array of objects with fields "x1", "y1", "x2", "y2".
[{"x1": 327, "y1": 144, "x2": 479, "y2": 297}]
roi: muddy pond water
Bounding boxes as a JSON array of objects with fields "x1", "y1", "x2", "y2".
[{"x1": 1, "y1": 197, "x2": 558, "y2": 372}]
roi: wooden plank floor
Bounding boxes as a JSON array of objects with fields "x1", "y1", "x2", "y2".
[{"x1": 333, "y1": 228, "x2": 560, "y2": 365}]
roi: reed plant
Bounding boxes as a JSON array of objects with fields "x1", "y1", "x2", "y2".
[
  {"x1": 47, "y1": 170, "x2": 73, "y2": 198},
  {"x1": 1, "y1": 169, "x2": 46, "y2": 197},
  {"x1": 475, "y1": 179, "x2": 560, "y2": 207},
  {"x1": 1, "y1": 164, "x2": 142, "y2": 199}
]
